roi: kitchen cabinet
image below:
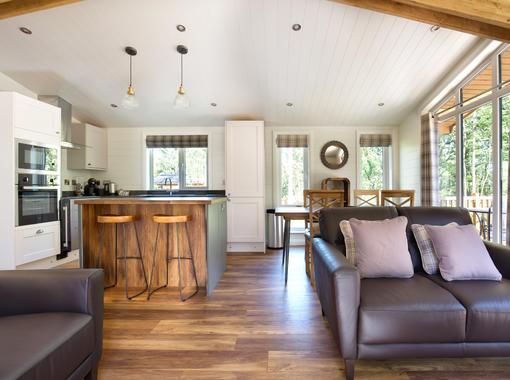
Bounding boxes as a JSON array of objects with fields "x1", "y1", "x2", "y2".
[
  {"x1": 15, "y1": 222, "x2": 60, "y2": 266},
  {"x1": 68, "y1": 123, "x2": 108, "y2": 170},
  {"x1": 225, "y1": 120, "x2": 265, "y2": 252},
  {"x1": 13, "y1": 93, "x2": 61, "y2": 139}
]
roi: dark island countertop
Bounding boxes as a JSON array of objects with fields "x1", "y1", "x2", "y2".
[{"x1": 74, "y1": 196, "x2": 227, "y2": 205}]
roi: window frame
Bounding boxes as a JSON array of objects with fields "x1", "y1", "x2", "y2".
[
  {"x1": 432, "y1": 43, "x2": 510, "y2": 243},
  {"x1": 273, "y1": 130, "x2": 311, "y2": 208},
  {"x1": 356, "y1": 128, "x2": 398, "y2": 191}
]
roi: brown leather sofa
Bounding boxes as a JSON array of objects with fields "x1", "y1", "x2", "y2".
[
  {"x1": 0, "y1": 269, "x2": 104, "y2": 380},
  {"x1": 312, "y1": 207, "x2": 510, "y2": 380}
]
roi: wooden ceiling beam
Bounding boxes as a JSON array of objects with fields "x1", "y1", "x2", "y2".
[
  {"x1": 328, "y1": 0, "x2": 510, "y2": 43},
  {"x1": 0, "y1": 0, "x2": 83, "y2": 20}
]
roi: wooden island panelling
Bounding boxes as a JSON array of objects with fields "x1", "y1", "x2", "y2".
[{"x1": 75, "y1": 197, "x2": 227, "y2": 296}]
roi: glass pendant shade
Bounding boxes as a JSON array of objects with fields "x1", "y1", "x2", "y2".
[
  {"x1": 173, "y1": 85, "x2": 190, "y2": 109},
  {"x1": 122, "y1": 85, "x2": 139, "y2": 109}
]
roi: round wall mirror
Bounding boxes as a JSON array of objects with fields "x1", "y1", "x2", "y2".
[{"x1": 320, "y1": 140, "x2": 348, "y2": 169}]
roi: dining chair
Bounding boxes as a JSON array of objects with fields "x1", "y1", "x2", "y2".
[
  {"x1": 380, "y1": 190, "x2": 415, "y2": 207},
  {"x1": 305, "y1": 190, "x2": 344, "y2": 288},
  {"x1": 353, "y1": 189, "x2": 380, "y2": 207},
  {"x1": 321, "y1": 178, "x2": 350, "y2": 206}
]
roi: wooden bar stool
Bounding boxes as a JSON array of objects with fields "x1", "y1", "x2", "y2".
[
  {"x1": 96, "y1": 214, "x2": 148, "y2": 300},
  {"x1": 147, "y1": 215, "x2": 199, "y2": 301}
]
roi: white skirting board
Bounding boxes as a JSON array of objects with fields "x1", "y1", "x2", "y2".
[
  {"x1": 16, "y1": 249, "x2": 79, "y2": 270},
  {"x1": 227, "y1": 242, "x2": 265, "y2": 252}
]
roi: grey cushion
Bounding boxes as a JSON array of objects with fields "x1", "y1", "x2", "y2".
[
  {"x1": 0, "y1": 312, "x2": 95, "y2": 380},
  {"x1": 359, "y1": 275, "x2": 466, "y2": 344}
]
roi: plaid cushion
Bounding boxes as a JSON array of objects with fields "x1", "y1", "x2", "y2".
[
  {"x1": 339, "y1": 220, "x2": 356, "y2": 266},
  {"x1": 411, "y1": 223, "x2": 457, "y2": 274}
]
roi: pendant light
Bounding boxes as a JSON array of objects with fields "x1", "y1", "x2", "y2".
[
  {"x1": 121, "y1": 46, "x2": 139, "y2": 109},
  {"x1": 173, "y1": 45, "x2": 190, "y2": 109}
]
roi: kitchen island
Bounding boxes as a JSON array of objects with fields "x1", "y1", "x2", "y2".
[{"x1": 75, "y1": 196, "x2": 227, "y2": 296}]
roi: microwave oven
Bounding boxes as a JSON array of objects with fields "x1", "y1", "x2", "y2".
[{"x1": 16, "y1": 139, "x2": 58, "y2": 173}]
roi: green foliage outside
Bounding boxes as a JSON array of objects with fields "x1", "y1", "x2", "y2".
[
  {"x1": 360, "y1": 147, "x2": 384, "y2": 190},
  {"x1": 439, "y1": 99, "x2": 510, "y2": 201},
  {"x1": 280, "y1": 148, "x2": 305, "y2": 205},
  {"x1": 152, "y1": 147, "x2": 207, "y2": 189}
]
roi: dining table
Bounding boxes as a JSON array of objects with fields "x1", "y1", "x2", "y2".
[{"x1": 274, "y1": 207, "x2": 309, "y2": 284}]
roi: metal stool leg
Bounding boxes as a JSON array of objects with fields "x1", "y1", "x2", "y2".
[
  {"x1": 96, "y1": 223, "x2": 105, "y2": 268},
  {"x1": 133, "y1": 223, "x2": 148, "y2": 292},
  {"x1": 99, "y1": 223, "x2": 118, "y2": 290},
  {"x1": 184, "y1": 222, "x2": 199, "y2": 300},
  {"x1": 122, "y1": 223, "x2": 146, "y2": 300},
  {"x1": 148, "y1": 223, "x2": 169, "y2": 300},
  {"x1": 176, "y1": 223, "x2": 184, "y2": 301}
]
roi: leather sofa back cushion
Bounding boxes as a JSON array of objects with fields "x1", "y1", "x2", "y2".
[
  {"x1": 425, "y1": 224, "x2": 502, "y2": 281},
  {"x1": 350, "y1": 216, "x2": 414, "y2": 278},
  {"x1": 319, "y1": 207, "x2": 398, "y2": 251},
  {"x1": 397, "y1": 207, "x2": 472, "y2": 272}
]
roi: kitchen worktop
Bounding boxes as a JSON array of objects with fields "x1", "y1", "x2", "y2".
[{"x1": 74, "y1": 196, "x2": 227, "y2": 205}]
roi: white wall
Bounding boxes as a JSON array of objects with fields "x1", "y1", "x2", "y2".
[
  {"x1": 399, "y1": 112, "x2": 421, "y2": 205},
  {"x1": 265, "y1": 125, "x2": 399, "y2": 208},
  {"x1": 98, "y1": 126, "x2": 225, "y2": 190},
  {"x1": 0, "y1": 72, "x2": 36, "y2": 99}
]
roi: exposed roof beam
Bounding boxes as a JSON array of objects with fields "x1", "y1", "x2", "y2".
[
  {"x1": 0, "y1": 0, "x2": 83, "y2": 20},
  {"x1": 328, "y1": 0, "x2": 510, "y2": 42}
]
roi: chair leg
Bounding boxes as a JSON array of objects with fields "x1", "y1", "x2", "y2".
[
  {"x1": 184, "y1": 222, "x2": 199, "y2": 299},
  {"x1": 304, "y1": 237, "x2": 310, "y2": 278},
  {"x1": 133, "y1": 223, "x2": 148, "y2": 291},
  {"x1": 309, "y1": 243, "x2": 315, "y2": 289},
  {"x1": 123, "y1": 223, "x2": 146, "y2": 300},
  {"x1": 148, "y1": 223, "x2": 166, "y2": 300},
  {"x1": 96, "y1": 223, "x2": 105, "y2": 268},
  {"x1": 344, "y1": 359, "x2": 355, "y2": 380}
]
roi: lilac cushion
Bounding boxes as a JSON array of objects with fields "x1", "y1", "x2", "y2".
[
  {"x1": 349, "y1": 216, "x2": 414, "y2": 279},
  {"x1": 424, "y1": 224, "x2": 502, "y2": 281}
]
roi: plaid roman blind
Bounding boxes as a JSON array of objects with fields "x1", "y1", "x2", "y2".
[
  {"x1": 276, "y1": 134, "x2": 309, "y2": 148},
  {"x1": 359, "y1": 134, "x2": 392, "y2": 147},
  {"x1": 145, "y1": 135, "x2": 208, "y2": 148}
]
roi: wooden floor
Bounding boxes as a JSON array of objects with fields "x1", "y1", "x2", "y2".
[{"x1": 76, "y1": 247, "x2": 510, "y2": 379}]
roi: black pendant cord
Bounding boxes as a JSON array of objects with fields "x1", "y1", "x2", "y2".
[
  {"x1": 180, "y1": 53, "x2": 184, "y2": 87},
  {"x1": 129, "y1": 55, "x2": 133, "y2": 87}
]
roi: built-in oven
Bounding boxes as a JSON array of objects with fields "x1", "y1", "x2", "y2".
[
  {"x1": 16, "y1": 139, "x2": 58, "y2": 173},
  {"x1": 16, "y1": 173, "x2": 59, "y2": 227}
]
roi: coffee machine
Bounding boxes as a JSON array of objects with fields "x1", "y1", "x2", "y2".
[{"x1": 84, "y1": 178, "x2": 99, "y2": 196}]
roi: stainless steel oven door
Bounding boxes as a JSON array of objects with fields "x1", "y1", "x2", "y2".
[
  {"x1": 16, "y1": 186, "x2": 59, "y2": 226},
  {"x1": 16, "y1": 140, "x2": 58, "y2": 173}
]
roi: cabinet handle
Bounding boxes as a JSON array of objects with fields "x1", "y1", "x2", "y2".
[
  {"x1": 56, "y1": 131, "x2": 60, "y2": 134},
  {"x1": 87, "y1": 163, "x2": 91, "y2": 166},
  {"x1": 36, "y1": 229, "x2": 44, "y2": 234}
]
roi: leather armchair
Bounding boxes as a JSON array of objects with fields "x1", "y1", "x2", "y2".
[{"x1": 0, "y1": 269, "x2": 104, "y2": 380}]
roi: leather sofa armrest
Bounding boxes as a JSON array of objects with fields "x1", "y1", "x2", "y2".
[
  {"x1": 0, "y1": 269, "x2": 104, "y2": 366},
  {"x1": 484, "y1": 241, "x2": 510, "y2": 279},
  {"x1": 312, "y1": 238, "x2": 360, "y2": 360}
]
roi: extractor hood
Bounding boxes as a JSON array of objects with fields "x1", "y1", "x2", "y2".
[{"x1": 38, "y1": 95, "x2": 81, "y2": 149}]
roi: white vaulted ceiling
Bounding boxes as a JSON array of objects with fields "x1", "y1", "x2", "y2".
[{"x1": 0, "y1": 0, "x2": 479, "y2": 127}]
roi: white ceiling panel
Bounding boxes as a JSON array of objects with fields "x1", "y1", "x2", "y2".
[{"x1": 0, "y1": 0, "x2": 479, "y2": 127}]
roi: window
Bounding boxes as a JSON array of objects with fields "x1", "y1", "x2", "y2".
[
  {"x1": 276, "y1": 134, "x2": 309, "y2": 206},
  {"x1": 359, "y1": 134, "x2": 392, "y2": 190},
  {"x1": 433, "y1": 46, "x2": 510, "y2": 243},
  {"x1": 438, "y1": 118, "x2": 457, "y2": 206},
  {"x1": 146, "y1": 135, "x2": 208, "y2": 190}
]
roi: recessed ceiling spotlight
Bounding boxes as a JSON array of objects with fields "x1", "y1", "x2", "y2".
[
  {"x1": 19, "y1": 27, "x2": 32, "y2": 35},
  {"x1": 378, "y1": 102, "x2": 385, "y2": 107},
  {"x1": 210, "y1": 102, "x2": 217, "y2": 107},
  {"x1": 177, "y1": 24, "x2": 186, "y2": 32},
  {"x1": 430, "y1": 25, "x2": 440, "y2": 32},
  {"x1": 110, "y1": 103, "x2": 118, "y2": 108},
  {"x1": 292, "y1": 24, "x2": 301, "y2": 31},
  {"x1": 286, "y1": 102, "x2": 293, "y2": 107}
]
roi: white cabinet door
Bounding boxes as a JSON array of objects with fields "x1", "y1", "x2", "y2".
[
  {"x1": 15, "y1": 222, "x2": 60, "y2": 266},
  {"x1": 227, "y1": 197, "x2": 265, "y2": 242},
  {"x1": 13, "y1": 94, "x2": 60, "y2": 138},
  {"x1": 225, "y1": 121, "x2": 264, "y2": 197},
  {"x1": 85, "y1": 124, "x2": 107, "y2": 170}
]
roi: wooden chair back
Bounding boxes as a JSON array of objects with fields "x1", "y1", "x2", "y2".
[
  {"x1": 380, "y1": 190, "x2": 415, "y2": 207},
  {"x1": 306, "y1": 190, "x2": 345, "y2": 235},
  {"x1": 321, "y1": 178, "x2": 350, "y2": 206},
  {"x1": 353, "y1": 189, "x2": 380, "y2": 207}
]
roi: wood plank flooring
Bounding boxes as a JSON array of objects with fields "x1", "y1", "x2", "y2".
[{"x1": 71, "y1": 248, "x2": 510, "y2": 379}]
